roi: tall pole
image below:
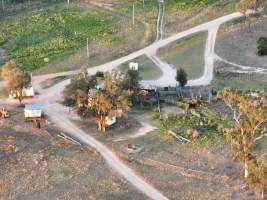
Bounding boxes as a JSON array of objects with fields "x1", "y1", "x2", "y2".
[
  {"x1": 86, "y1": 38, "x2": 89, "y2": 57},
  {"x1": 142, "y1": 0, "x2": 144, "y2": 8},
  {"x1": 1, "y1": 0, "x2": 4, "y2": 11},
  {"x1": 67, "y1": 0, "x2": 69, "y2": 5},
  {"x1": 132, "y1": 3, "x2": 135, "y2": 25}
]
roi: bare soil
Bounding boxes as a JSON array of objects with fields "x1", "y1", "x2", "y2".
[{"x1": 0, "y1": 107, "x2": 146, "y2": 200}]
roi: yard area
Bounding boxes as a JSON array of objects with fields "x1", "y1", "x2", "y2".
[
  {"x1": 216, "y1": 16, "x2": 267, "y2": 69},
  {"x1": 158, "y1": 32, "x2": 207, "y2": 79},
  {"x1": 0, "y1": 107, "x2": 146, "y2": 200},
  {"x1": 212, "y1": 61, "x2": 267, "y2": 91},
  {"x1": 118, "y1": 55, "x2": 162, "y2": 80},
  {"x1": 70, "y1": 103, "x2": 266, "y2": 200}
]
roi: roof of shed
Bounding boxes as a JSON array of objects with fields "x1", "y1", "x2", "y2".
[{"x1": 24, "y1": 104, "x2": 42, "y2": 110}]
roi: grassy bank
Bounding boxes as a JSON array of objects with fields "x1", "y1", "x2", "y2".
[{"x1": 158, "y1": 32, "x2": 207, "y2": 79}]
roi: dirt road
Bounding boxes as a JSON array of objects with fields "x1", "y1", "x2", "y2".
[{"x1": 0, "y1": 12, "x2": 246, "y2": 200}]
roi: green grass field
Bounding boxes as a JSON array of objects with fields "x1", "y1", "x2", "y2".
[
  {"x1": 118, "y1": 55, "x2": 162, "y2": 81},
  {"x1": 0, "y1": 7, "x2": 121, "y2": 71},
  {"x1": 158, "y1": 32, "x2": 207, "y2": 79}
]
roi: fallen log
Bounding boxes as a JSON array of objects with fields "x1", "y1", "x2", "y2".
[
  {"x1": 58, "y1": 132, "x2": 81, "y2": 145},
  {"x1": 168, "y1": 130, "x2": 191, "y2": 143}
]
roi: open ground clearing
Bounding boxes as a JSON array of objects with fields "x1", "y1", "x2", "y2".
[
  {"x1": 0, "y1": 107, "x2": 146, "y2": 200},
  {"x1": 158, "y1": 32, "x2": 207, "y2": 79},
  {"x1": 216, "y1": 16, "x2": 267, "y2": 69},
  {"x1": 71, "y1": 106, "x2": 266, "y2": 200},
  {"x1": 118, "y1": 55, "x2": 162, "y2": 80},
  {"x1": 212, "y1": 61, "x2": 267, "y2": 91}
]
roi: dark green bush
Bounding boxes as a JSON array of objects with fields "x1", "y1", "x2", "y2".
[{"x1": 257, "y1": 37, "x2": 267, "y2": 56}]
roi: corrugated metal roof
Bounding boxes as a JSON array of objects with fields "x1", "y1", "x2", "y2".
[{"x1": 24, "y1": 104, "x2": 42, "y2": 110}]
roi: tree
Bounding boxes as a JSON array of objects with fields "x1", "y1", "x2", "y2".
[
  {"x1": 63, "y1": 69, "x2": 104, "y2": 107},
  {"x1": 175, "y1": 68, "x2": 187, "y2": 88},
  {"x1": 217, "y1": 88, "x2": 267, "y2": 197},
  {"x1": 1, "y1": 60, "x2": 31, "y2": 103},
  {"x1": 236, "y1": 0, "x2": 265, "y2": 31},
  {"x1": 257, "y1": 37, "x2": 267, "y2": 56},
  {"x1": 122, "y1": 69, "x2": 141, "y2": 104},
  {"x1": 88, "y1": 72, "x2": 132, "y2": 132}
]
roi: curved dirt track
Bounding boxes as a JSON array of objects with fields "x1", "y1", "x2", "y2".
[{"x1": 0, "y1": 12, "x2": 246, "y2": 200}]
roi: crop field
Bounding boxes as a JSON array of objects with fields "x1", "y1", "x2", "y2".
[
  {"x1": 0, "y1": 7, "x2": 122, "y2": 71},
  {"x1": 118, "y1": 55, "x2": 162, "y2": 81},
  {"x1": 158, "y1": 32, "x2": 207, "y2": 79}
]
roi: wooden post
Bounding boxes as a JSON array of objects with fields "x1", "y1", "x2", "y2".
[
  {"x1": 86, "y1": 38, "x2": 89, "y2": 57},
  {"x1": 132, "y1": 3, "x2": 135, "y2": 25},
  {"x1": 1, "y1": 0, "x2": 4, "y2": 11}
]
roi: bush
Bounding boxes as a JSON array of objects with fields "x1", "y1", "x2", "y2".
[{"x1": 257, "y1": 37, "x2": 267, "y2": 56}]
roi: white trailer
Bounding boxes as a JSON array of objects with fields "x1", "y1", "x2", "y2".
[{"x1": 24, "y1": 104, "x2": 42, "y2": 119}]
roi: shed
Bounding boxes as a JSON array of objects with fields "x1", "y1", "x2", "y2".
[
  {"x1": 24, "y1": 104, "x2": 42, "y2": 118},
  {"x1": 106, "y1": 116, "x2": 116, "y2": 126},
  {"x1": 129, "y1": 62, "x2": 139, "y2": 71},
  {"x1": 9, "y1": 86, "x2": 35, "y2": 99}
]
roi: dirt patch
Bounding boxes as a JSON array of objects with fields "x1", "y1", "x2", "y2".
[{"x1": 0, "y1": 107, "x2": 146, "y2": 200}]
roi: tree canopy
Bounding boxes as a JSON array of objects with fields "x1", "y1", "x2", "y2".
[
  {"x1": 175, "y1": 68, "x2": 187, "y2": 88},
  {"x1": 217, "y1": 88, "x2": 267, "y2": 197},
  {"x1": 1, "y1": 60, "x2": 31, "y2": 103}
]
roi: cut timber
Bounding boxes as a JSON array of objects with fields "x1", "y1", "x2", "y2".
[
  {"x1": 58, "y1": 132, "x2": 81, "y2": 145},
  {"x1": 168, "y1": 130, "x2": 191, "y2": 142}
]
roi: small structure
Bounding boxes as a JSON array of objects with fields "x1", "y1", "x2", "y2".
[
  {"x1": 106, "y1": 116, "x2": 116, "y2": 126},
  {"x1": 9, "y1": 86, "x2": 35, "y2": 99},
  {"x1": 24, "y1": 104, "x2": 42, "y2": 119},
  {"x1": 129, "y1": 62, "x2": 139, "y2": 71}
]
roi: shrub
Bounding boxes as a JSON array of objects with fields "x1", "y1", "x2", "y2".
[{"x1": 257, "y1": 37, "x2": 267, "y2": 56}]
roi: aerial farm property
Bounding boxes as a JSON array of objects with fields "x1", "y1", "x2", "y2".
[{"x1": 0, "y1": 0, "x2": 267, "y2": 199}]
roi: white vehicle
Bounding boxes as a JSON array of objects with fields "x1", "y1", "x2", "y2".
[
  {"x1": 24, "y1": 104, "x2": 42, "y2": 119},
  {"x1": 106, "y1": 116, "x2": 116, "y2": 126}
]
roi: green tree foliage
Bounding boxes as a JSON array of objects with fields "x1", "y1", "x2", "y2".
[
  {"x1": 63, "y1": 69, "x2": 104, "y2": 107},
  {"x1": 122, "y1": 69, "x2": 141, "y2": 104},
  {"x1": 257, "y1": 37, "x2": 267, "y2": 56},
  {"x1": 176, "y1": 68, "x2": 187, "y2": 88},
  {"x1": 1, "y1": 60, "x2": 31, "y2": 103},
  {"x1": 217, "y1": 88, "x2": 267, "y2": 197},
  {"x1": 88, "y1": 72, "x2": 133, "y2": 132}
]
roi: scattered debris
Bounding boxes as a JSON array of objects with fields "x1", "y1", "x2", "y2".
[
  {"x1": 190, "y1": 109, "x2": 201, "y2": 118},
  {"x1": 122, "y1": 144, "x2": 143, "y2": 154}
]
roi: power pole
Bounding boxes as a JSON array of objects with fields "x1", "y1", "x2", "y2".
[
  {"x1": 67, "y1": 0, "x2": 69, "y2": 5},
  {"x1": 132, "y1": 3, "x2": 135, "y2": 25},
  {"x1": 142, "y1": 0, "x2": 145, "y2": 8},
  {"x1": 1, "y1": 0, "x2": 4, "y2": 11},
  {"x1": 86, "y1": 38, "x2": 89, "y2": 57}
]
